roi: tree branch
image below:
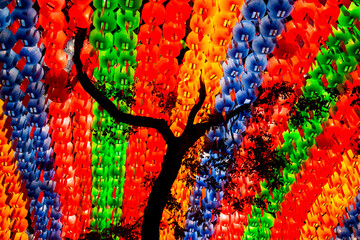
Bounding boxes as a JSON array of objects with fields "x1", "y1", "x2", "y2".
[
  {"x1": 195, "y1": 103, "x2": 252, "y2": 134},
  {"x1": 184, "y1": 79, "x2": 206, "y2": 131},
  {"x1": 73, "y1": 28, "x2": 175, "y2": 142}
]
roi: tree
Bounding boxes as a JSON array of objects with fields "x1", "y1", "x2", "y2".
[
  {"x1": 73, "y1": 27, "x2": 252, "y2": 239},
  {"x1": 5, "y1": 0, "x2": 360, "y2": 239}
]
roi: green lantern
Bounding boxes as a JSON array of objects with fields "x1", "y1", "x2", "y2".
[
  {"x1": 93, "y1": 67, "x2": 115, "y2": 84},
  {"x1": 303, "y1": 78, "x2": 325, "y2": 97},
  {"x1": 338, "y1": 5, "x2": 355, "y2": 27},
  {"x1": 114, "y1": 65, "x2": 135, "y2": 93},
  {"x1": 117, "y1": 9, "x2": 140, "y2": 31},
  {"x1": 345, "y1": 39, "x2": 360, "y2": 56},
  {"x1": 324, "y1": 67, "x2": 345, "y2": 88},
  {"x1": 335, "y1": 53, "x2": 357, "y2": 74},
  {"x1": 327, "y1": 27, "x2": 351, "y2": 47},
  {"x1": 89, "y1": 29, "x2": 113, "y2": 51},
  {"x1": 118, "y1": 0, "x2": 142, "y2": 11},
  {"x1": 94, "y1": 0, "x2": 118, "y2": 11},
  {"x1": 315, "y1": 48, "x2": 337, "y2": 66},
  {"x1": 261, "y1": 212, "x2": 275, "y2": 228},
  {"x1": 93, "y1": 10, "x2": 117, "y2": 33},
  {"x1": 114, "y1": 30, "x2": 138, "y2": 51},
  {"x1": 118, "y1": 49, "x2": 137, "y2": 68},
  {"x1": 99, "y1": 48, "x2": 118, "y2": 68}
]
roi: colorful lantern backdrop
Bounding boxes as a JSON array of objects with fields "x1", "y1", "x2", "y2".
[{"x1": 1, "y1": 0, "x2": 360, "y2": 239}]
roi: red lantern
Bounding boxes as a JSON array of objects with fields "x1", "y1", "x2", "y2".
[
  {"x1": 37, "y1": 0, "x2": 65, "y2": 12},
  {"x1": 141, "y1": 2, "x2": 166, "y2": 25},
  {"x1": 138, "y1": 24, "x2": 162, "y2": 45},
  {"x1": 159, "y1": 39, "x2": 182, "y2": 59},
  {"x1": 68, "y1": 5, "x2": 93, "y2": 28},
  {"x1": 44, "y1": 48, "x2": 68, "y2": 70},
  {"x1": 137, "y1": 44, "x2": 160, "y2": 63},
  {"x1": 156, "y1": 57, "x2": 179, "y2": 77},
  {"x1": 165, "y1": 1, "x2": 191, "y2": 24},
  {"x1": 163, "y1": 22, "x2": 186, "y2": 42}
]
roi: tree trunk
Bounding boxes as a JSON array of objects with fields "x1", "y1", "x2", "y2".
[{"x1": 141, "y1": 142, "x2": 187, "y2": 240}]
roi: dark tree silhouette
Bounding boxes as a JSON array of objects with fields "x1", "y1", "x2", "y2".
[{"x1": 73, "y1": 27, "x2": 251, "y2": 239}]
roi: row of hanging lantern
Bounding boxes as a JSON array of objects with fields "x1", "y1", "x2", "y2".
[
  {"x1": 208, "y1": 0, "x2": 338, "y2": 236},
  {"x1": 90, "y1": 0, "x2": 139, "y2": 98},
  {"x1": 307, "y1": 146, "x2": 360, "y2": 238},
  {"x1": 172, "y1": 0, "x2": 239, "y2": 238},
  {"x1": 166, "y1": 0, "x2": 225, "y2": 231},
  {"x1": 58, "y1": 72, "x2": 94, "y2": 238},
  {"x1": 48, "y1": 80, "x2": 94, "y2": 239},
  {"x1": 123, "y1": 127, "x2": 167, "y2": 228},
  {"x1": 176, "y1": 0, "x2": 212, "y2": 126},
  {"x1": 301, "y1": 150, "x2": 360, "y2": 239},
  {"x1": 215, "y1": 0, "x2": 293, "y2": 115},
  {"x1": 298, "y1": 83, "x2": 360, "y2": 238},
  {"x1": 0, "y1": 0, "x2": 357, "y2": 237},
  {"x1": 49, "y1": 96, "x2": 75, "y2": 240},
  {"x1": 0, "y1": 101, "x2": 29, "y2": 240},
  {"x1": 271, "y1": 69, "x2": 359, "y2": 238},
  {"x1": 36, "y1": 0, "x2": 94, "y2": 235},
  {"x1": 190, "y1": 0, "x2": 356, "y2": 238},
  {"x1": 135, "y1": 0, "x2": 195, "y2": 236},
  {"x1": 182, "y1": 2, "x2": 251, "y2": 238},
  {"x1": 0, "y1": 0, "x2": 65, "y2": 238},
  {"x1": 184, "y1": 0, "x2": 293, "y2": 239},
  {"x1": 182, "y1": 0, "x2": 247, "y2": 236},
  {"x1": 39, "y1": 0, "x2": 92, "y2": 102},
  {"x1": 37, "y1": 0, "x2": 91, "y2": 103},
  {"x1": 91, "y1": 99, "x2": 127, "y2": 231},
  {"x1": 244, "y1": 51, "x2": 358, "y2": 240},
  {"x1": 331, "y1": 192, "x2": 360, "y2": 239},
  {"x1": 174, "y1": 0, "x2": 239, "y2": 134},
  {"x1": 211, "y1": 0, "x2": 343, "y2": 237},
  {"x1": 271, "y1": 72, "x2": 360, "y2": 239},
  {"x1": 168, "y1": 0, "x2": 219, "y2": 236},
  {"x1": 88, "y1": 0, "x2": 141, "y2": 230},
  {"x1": 156, "y1": 0, "x2": 191, "y2": 124},
  {"x1": 122, "y1": 0, "x2": 190, "y2": 232},
  {"x1": 69, "y1": 84, "x2": 94, "y2": 238},
  {"x1": 135, "y1": 0, "x2": 190, "y2": 108},
  {"x1": 184, "y1": 112, "x2": 252, "y2": 240},
  {"x1": 213, "y1": 175, "x2": 258, "y2": 239},
  {"x1": 37, "y1": 0, "x2": 69, "y2": 72},
  {"x1": 240, "y1": 2, "x2": 360, "y2": 239},
  {"x1": 91, "y1": 100, "x2": 127, "y2": 230},
  {"x1": 45, "y1": 44, "x2": 92, "y2": 239}
]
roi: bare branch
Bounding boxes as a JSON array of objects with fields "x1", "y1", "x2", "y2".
[
  {"x1": 73, "y1": 28, "x2": 175, "y2": 142},
  {"x1": 195, "y1": 103, "x2": 252, "y2": 135},
  {"x1": 184, "y1": 79, "x2": 206, "y2": 131}
]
